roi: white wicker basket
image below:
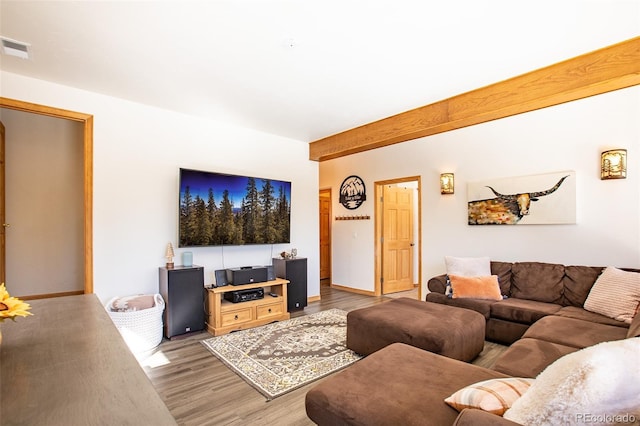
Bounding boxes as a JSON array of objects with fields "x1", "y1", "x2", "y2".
[{"x1": 106, "y1": 294, "x2": 165, "y2": 353}]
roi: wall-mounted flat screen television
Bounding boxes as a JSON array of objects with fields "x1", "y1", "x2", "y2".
[{"x1": 178, "y1": 168, "x2": 291, "y2": 247}]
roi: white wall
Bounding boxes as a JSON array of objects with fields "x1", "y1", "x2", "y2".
[
  {"x1": 320, "y1": 87, "x2": 640, "y2": 295},
  {"x1": 1, "y1": 71, "x2": 320, "y2": 303}
]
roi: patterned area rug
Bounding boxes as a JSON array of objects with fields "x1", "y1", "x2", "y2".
[{"x1": 201, "y1": 309, "x2": 362, "y2": 400}]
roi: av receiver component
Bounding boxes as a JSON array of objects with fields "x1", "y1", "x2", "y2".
[
  {"x1": 226, "y1": 266, "x2": 268, "y2": 285},
  {"x1": 224, "y1": 287, "x2": 265, "y2": 303}
]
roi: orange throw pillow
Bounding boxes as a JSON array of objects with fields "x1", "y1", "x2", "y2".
[{"x1": 449, "y1": 275, "x2": 502, "y2": 301}]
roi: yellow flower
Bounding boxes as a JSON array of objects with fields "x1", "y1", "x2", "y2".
[{"x1": 0, "y1": 283, "x2": 32, "y2": 323}]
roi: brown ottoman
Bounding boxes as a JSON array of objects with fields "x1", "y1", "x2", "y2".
[
  {"x1": 346, "y1": 298, "x2": 485, "y2": 361},
  {"x1": 305, "y1": 343, "x2": 508, "y2": 426}
]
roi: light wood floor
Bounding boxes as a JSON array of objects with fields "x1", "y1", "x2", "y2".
[{"x1": 141, "y1": 284, "x2": 507, "y2": 426}]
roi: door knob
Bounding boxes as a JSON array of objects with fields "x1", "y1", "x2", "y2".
[{"x1": 2, "y1": 223, "x2": 9, "y2": 227}]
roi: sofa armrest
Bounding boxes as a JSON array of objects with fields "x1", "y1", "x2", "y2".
[
  {"x1": 428, "y1": 274, "x2": 448, "y2": 294},
  {"x1": 627, "y1": 309, "x2": 640, "y2": 338},
  {"x1": 453, "y1": 409, "x2": 521, "y2": 426}
]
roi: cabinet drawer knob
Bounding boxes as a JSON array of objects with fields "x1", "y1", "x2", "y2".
[
  {"x1": 268, "y1": 308, "x2": 272, "y2": 313},
  {"x1": 234, "y1": 315, "x2": 238, "y2": 320}
]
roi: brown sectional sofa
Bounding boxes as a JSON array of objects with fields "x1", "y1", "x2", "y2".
[
  {"x1": 427, "y1": 260, "x2": 638, "y2": 378},
  {"x1": 305, "y1": 261, "x2": 640, "y2": 425},
  {"x1": 306, "y1": 317, "x2": 640, "y2": 425},
  {"x1": 427, "y1": 261, "x2": 635, "y2": 345}
]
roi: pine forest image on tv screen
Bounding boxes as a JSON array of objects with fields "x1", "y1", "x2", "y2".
[{"x1": 178, "y1": 168, "x2": 291, "y2": 247}]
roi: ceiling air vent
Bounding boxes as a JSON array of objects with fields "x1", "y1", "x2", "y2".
[{"x1": 1, "y1": 36, "x2": 30, "y2": 59}]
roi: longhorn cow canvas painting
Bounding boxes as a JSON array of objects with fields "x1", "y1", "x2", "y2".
[{"x1": 468, "y1": 171, "x2": 576, "y2": 225}]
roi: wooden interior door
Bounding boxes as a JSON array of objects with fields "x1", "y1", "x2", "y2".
[
  {"x1": 319, "y1": 189, "x2": 331, "y2": 280},
  {"x1": 0, "y1": 121, "x2": 5, "y2": 283},
  {"x1": 382, "y1": 185, "x2": 413, "y2": 294}
]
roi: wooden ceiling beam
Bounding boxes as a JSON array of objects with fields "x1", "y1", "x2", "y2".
[{"x1": 309, "y1": 36, "x2": 640, "y2": 162}]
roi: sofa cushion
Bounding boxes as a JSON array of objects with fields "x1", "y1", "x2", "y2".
[
  {"x1": 555, "y1": 306, "x2": 629, "y2": 328},
  {"x1": 426, "y1": 293, "x2": 494, "y2": 320},
  {"x1": 449, "y1": 275, "x2": 503, "y2": 301},
  {"x1": 510, "y1": 262, "x2": 564, "y2": 304},
  {"x1": 486, "y1": 318, "x2": 529, "y2": 345},
  {"x1": 453, "y1": 408, "x2": 522, "y2": 426},
  {"x1": 492, "y1": 338, "x2": 578, "y2": 378},
  {"x1": 561, "y1": 265, "x2": 604, "y2": 307},
  {"x1": 504, "y1": 338, "x2": 640, "y2": 425},
  {"x1": 305, "y1": 343, "x2": 508, "y2": 426},
  {"x1": 583, "y1": 266, "x2": 640, "y2": 324},
  {"x1": 522, "y1": 315, "x2": 628, "y2": 349},
  {"x1": 490, "y1": 261, "x2": 513, "y2": 296},
  {"x1": 445, "y1": 377, "x2": 534, "y2": 415},
  {"x1": 491, "y1": 299, "x2": 561, "y2": 325}
]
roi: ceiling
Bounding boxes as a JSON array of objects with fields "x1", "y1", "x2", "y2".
[{"x1": 1, "y1": 1, "x2": 638, "y2": 143}]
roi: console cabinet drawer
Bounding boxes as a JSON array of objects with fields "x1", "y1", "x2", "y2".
[
  {"x1": 220, "y1": 308, "x2": 253, "y2": 327},
  {"x1": 256, "y1": 302, "x2": 284, "y2": 319}
]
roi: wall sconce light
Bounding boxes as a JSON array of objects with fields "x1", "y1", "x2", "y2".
[
  {"x1": 601, "y1": 149, "x2": 627, "y2": 180},
  {"x1": 440, "y1": 173, "x2": 454, "y2": 194}
]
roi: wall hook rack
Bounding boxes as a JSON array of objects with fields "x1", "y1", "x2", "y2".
[{"x1": 335, "y1": 215, "x2": 370, "y2": 221}]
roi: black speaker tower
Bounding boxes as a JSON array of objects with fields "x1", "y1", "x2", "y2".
[
  {"x1": 273, "y1": 257, "x2": 307, "y2": 311},
  {"x1": 159, "y1": 265, "x2": 205, "y2": 338}
]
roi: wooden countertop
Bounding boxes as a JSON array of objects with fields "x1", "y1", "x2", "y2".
[{"x1": 0, "y1": 294, "x2": 177, "y2": 426}]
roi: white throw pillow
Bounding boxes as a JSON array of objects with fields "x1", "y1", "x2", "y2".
[
  {"x1": 584, "y1": 266, "x2": 640, "y2": 324},
  {"x1": 504, "y1": 338, "x2": 640, "y2": 426},
  {"x1": 445, "y1": 256, "x2": 491, "y2": 277}
]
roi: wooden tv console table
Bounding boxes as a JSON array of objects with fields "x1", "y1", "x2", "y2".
[{"x1": 206, "y1": 278, "x2": 290, "y2": 336}]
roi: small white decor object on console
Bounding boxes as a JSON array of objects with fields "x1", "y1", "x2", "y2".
[{"x1": 165, "y1": 242, "x2": 175, "y2": 268}]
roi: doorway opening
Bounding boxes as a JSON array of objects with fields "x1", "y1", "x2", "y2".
[
  {"x1": 374, "y1": 176, "x2": 421, "y2": 299},
  {"x1": 319, "y1": 188, "x2": 331, "y2": 287},
  {"x1": 0, "y1": 97, "x2": 93, "y2": 297}
]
